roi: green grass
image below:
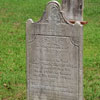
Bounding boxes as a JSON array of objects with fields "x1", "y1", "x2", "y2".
[
  {"x1": 0, "y1": 0, "x2": 100, "y2": 100},
  {"x1": 83, "y1": 0, "x2": 100, "y2": 100}
]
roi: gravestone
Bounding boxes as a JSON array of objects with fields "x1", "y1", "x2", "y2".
[
  {"x1": 26, "y1": 1, "x2": 83, "y2": 100},
  {"x1": 62, "y1": 0, "x2": 83, "y2": 21}
]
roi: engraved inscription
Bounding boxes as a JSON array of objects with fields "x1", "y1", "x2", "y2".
[{"x1": 28, "y1": 36, "x2": 79, "y2": 100}]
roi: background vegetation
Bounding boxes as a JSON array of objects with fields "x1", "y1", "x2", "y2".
[{"x1": 0, "y1": 0, "x2": 100, "y2": 100}]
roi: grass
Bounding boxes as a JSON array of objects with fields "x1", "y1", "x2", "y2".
[
  {"x1": 0, "y1": 0, "x2": 100, "y2": 100},
  {"x1": 83, "y1": 0, "x2": 100, "y2": 100}
]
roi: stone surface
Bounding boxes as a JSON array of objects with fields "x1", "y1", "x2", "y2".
[
  {"x1": 62, "y1": 0, "x2": 83, "y2": 21},
  {"x1": 26, "y1": 1, "x2": 83, "y2": 100}
]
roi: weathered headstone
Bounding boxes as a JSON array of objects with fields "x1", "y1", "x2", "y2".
[
  {"x1": 26, "y1": 1, "x2": 83, "y2": 100},
  {"x1": 62, "y1": 0, "x2": 83, "y2": 21}
]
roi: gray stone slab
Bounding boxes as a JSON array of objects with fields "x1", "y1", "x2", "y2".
[
  {"x1": 26, "y1": 1, "x2": 83, "y2": 100},
  {"x1": 62, "y1": 0, "x2": 83, "y2": 21}
]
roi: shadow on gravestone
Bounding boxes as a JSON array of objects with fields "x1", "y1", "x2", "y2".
[{"x1": 26, "y1": 0, "x2": 84, "y2": 100}]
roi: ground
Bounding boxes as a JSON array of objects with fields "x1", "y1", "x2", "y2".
[{"x1": 0, "y1": 0, "x2": 100, "y2": 100}]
